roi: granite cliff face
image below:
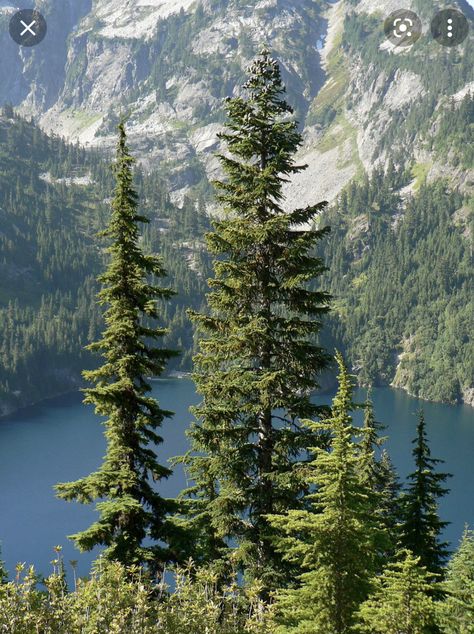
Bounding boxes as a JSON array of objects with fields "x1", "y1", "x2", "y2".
[
  {"x1": 0, "y1": 0, "x2": 472, "y2": 405},
  {"x1": 0, "y1": 0, "x2": 472, "y2": 201}
]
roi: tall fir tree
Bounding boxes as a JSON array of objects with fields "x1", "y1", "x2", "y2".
[
  {"x1": 359, "y1": 394, "x2": 400, "y2": 560},
  {"x1": 437, "y1": 528, "x2": 474, "y2": 631},
  {"x1": 399, "y1": 410, "x2": 451, "y2": 578},
  {"x1": 268, "y1": 353, "x2": 383, "y2": 634},
  {"x1": 378, "y1": 449, "x2": 402, "y2": 555},
  {"x1": 56, "y1": 123, "x2": 178, "y2": 571},
  {"x1": 356, "y1": 550, "x2": 436, "y2": 634},
  {"x1": 179, "y1": 49, "x2": 331, "y2": 588},
  {"x1": 359, "y1": 391, "x2": 386, "y2": 488}
]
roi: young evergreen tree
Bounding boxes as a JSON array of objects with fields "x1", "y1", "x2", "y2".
[
  {"x1": 359, "y1": 395, "x2": 401, "y2": 560},
  {"x1": 378, "y1": 449, "x2": 402, "y2": 554},
  {"x1": 359, "y1": 391, "x2": 387, "y2": 487},
  {"x1": 437, "y1": 528, "x2": 474, "y2": 632},
  {"x1": 268, "y1": 353, "x2": 383, "y2": 634},
  {"x1": 356, "y1": 550, "x2": 436, "y2": 634},
  {"x1": 399, "y1": 410, "x2": 451, "y2": 577},
  {"x1": 179, "y1": 49, "x2": 331, "y2": 588},
  {"x1": 56, "y1": 123, "x2": 178, "y2": 571}
]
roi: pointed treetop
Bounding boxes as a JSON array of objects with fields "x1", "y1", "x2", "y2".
[
  {"x1": 331, "y1": 350, "x2": 357, "y2": 419},
  {"x1": 399, "y1": 408, "x2": 451, "y2": 576},
  {"x1": 356, "y1": 549, "x2": 436, "y2": 633},
  {"x1": 241, "y1": 46, "x2": 293, "y2": 116}
]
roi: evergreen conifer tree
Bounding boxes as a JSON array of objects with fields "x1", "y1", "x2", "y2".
[
  {"x1": 437, "y1": 528, "x2": 474, "y2": 632},
  {"x1": 268, "y1": 353, "x2": 383, "y2": 633},
  {"x1": 378, "y1": 449, "x2": 402, "y2": 554},
  {"x1": 359, "y1": 395, "x2": 400, "y2": 560},
  {"x1": 356, "y1": 550, "x2": 436, "y2": 634},
  {"x1": 179, "y1": 49, "x2": 331, "y2": 589},
  {"x1": 56, "y1": 123, "x2": 178, "y2": 571},
  {"x1": 399, "y1": 410, "x2": 451, "y2": 577},
  {"x1": 359, "y1": 392, "x2": 386, "y2": 488}
]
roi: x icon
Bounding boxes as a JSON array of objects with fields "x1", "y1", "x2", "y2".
[
  {"x1": 20, "y1": 20, "x2": 36, "y2": 36},
  {"x1": 9, "y1": 9, "x2": 47, "y2": 46}
]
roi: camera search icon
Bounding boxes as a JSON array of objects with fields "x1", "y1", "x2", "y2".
[{"x1": 384, "y1": 10, "x2": 422, "y2": 46}]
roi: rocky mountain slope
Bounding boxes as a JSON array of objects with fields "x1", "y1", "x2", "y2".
[
  {"x1": 1, "y1": 0, "x2": 472, "y2": 200},
  {"x1": 0, "y1": 0, "x2": 472, "y2": 406},
  {"x1": 0, "y1": 112, "x2": 209, "y2": 416}
]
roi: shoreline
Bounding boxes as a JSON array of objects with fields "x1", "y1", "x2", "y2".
[
  {"x1": 0, "y1": 371, "x2": 193, "y2": 421},
  {"x1": 1, "y1": 374, "x2": 472, "y2": 421}
]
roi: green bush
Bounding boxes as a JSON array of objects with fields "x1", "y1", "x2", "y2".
[{"x1": 0, "y1": 557, "x2": 271, "y2": 634}]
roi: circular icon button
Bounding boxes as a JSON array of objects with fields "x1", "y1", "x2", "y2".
[
  {"x1": 384, "y1": 10, "x2": 422, "y2": 47},
  {"x1": 9, "y1": 9, "x2": 47, "y2": 47},
  {"x1": 431, "y1": 9, "x2": 469, "y2": 47}
]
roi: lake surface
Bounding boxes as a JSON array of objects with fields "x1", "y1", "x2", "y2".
[{"x1": 0, "y1": 379, "x2": 473, "y2": 579}]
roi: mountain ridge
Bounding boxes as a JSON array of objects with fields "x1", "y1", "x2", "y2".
[{"x1": 0, "y1": 0, "x2": 472, "y2": 409}]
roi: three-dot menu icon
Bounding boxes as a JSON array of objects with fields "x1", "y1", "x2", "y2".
[
  {"x1": 384, "y1": 8, "x2": 469, "y2": 48},
  {"x1": 431, "y1": 9, "x2": 469, "y2": 47},
  {"x1": 447, "y1": 18, "x2": 454, "y2": 39}
]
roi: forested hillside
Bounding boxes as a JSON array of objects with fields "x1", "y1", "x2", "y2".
[
  {"x1": 321, "y1": 164, "x2": 473, "y2": 405},
  {"x1": 1, "y1": 55, "x2": 473, "y2": 629},
  {"x1": 316, "y1": 6, "x2": 474, "y2": 405},
  {"x1": 0, "y1": 100, "x2": 472, "y2": 413},
  {"x1": 0, "y1": 0, "x2": 473, "y2": 411},
  {"x1": 0, "y1": 111, "x2": 209, "y2": 415}
]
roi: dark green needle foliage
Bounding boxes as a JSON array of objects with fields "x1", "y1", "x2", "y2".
[
  {"x1": 437, "y1": 528, "x2": 474, "y2": 631},
  {"x1": 399, "y1": 410, "x2": 451, "y2": 578},
  {"x1": 359, "y1": 391, "x2": 387, "y2": 488},
  {"x1": 180, "y1": 49, "x2": 331, "y2": 588},
  {"x1": 56, "y1": 123, "x2": 178, "y2": 571},
  {"x1": 377, "y1": 449, "x2": 402, "y2": 557},
  {"x1": 269, "y1": 353, "x2": 383, "y2": 633},
  {"x1": 360, "y1": 395, "x2": 400, "y2": 559}
]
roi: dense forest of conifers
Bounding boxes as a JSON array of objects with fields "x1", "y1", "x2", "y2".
[
  {"x1": 1, "y1": 2, "x2": 473, "y2": 411},
  {"x1": 315, "y1": 3, "x2": 474, "y2": 405},
  {"x1": 0, "y1": 110, "x2": 210, "y2": 413},
  {"x1": 1, "y1": 50, "x2": 473, "y2": 633},
  {"x1": 321, "y1": 160, "x2": 473, "y2": 403},
  {"x1": 1, "y1": 93, "x2": 472, "y2": 411}
]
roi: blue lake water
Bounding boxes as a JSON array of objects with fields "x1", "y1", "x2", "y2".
[{"x1": 0, "y1": 379, "x2": 473, "y2": 579}]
